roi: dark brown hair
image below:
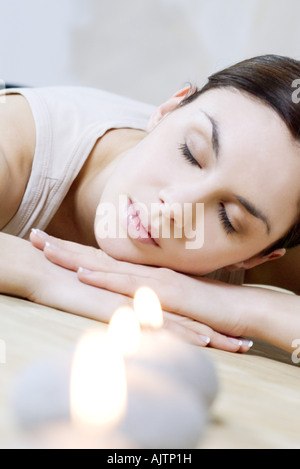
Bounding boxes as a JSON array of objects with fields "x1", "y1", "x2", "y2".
[{"x1": 181, "y1": 55, "x2": 300, "y2": 255}]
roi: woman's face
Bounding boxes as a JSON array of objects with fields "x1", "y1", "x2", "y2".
[{"x1": 96, "y1": 88, "x2": 300, "y2": 275}]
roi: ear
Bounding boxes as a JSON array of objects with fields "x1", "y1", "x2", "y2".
[
  {"x1": 147, "y1": 85, "x2": 197, "y2": 132},
  {"x1": 224, "y1": 248, "x2": 286, "y2": 272}
]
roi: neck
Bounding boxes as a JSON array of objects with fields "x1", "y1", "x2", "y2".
[{"x1": 46, "y1": 128, "x2": 146, "y2": 246}]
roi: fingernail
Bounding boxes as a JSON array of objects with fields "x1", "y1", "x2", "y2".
[
  {"x1": 198, "y1": 335, "x2": 211, "y2": 345},
  {"x1": 227, "y1": 338, "x2": 243, "y2": 346},
  {"x1": 31, "y1": 228, "x2": 47, "y2": 239},
  {"x1": 241, "y1": 339, "x2": 254, "y2": 348},
  {"x1": 78, "y1": 267, "x2": 92, "y2": 274},
  {"x1": 45, "y1": 241, "x2": 61, "y2": 251}
]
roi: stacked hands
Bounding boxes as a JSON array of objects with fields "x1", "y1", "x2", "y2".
[
  {"x1": 29, "y1": 229, "x2": 253, "y2": 354},
  {"x1": 2, "y1": 56, "x2": 299, "y2": 357}
]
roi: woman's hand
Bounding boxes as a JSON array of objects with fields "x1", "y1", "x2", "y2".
[
  {"x1": 30, "y1": 229, "x2": 253, "y2": 353},
  {"x1": 0, "y1": 232, "x2": 130, "y2": 321},
  {"x1": 163, "y1": 311, "x2": 252, "y2": 352}
]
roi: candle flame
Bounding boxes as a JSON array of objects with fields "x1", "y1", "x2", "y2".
[
  {"x1": 70, "y1": 288, "x2": 162, "y2": 429},
  {"x1": 70, "y1": 329, "x2": 127, "y2": 428},
  {"x1": 108, "y1": 306, "x2": 141, "y2": 356},
  {"x1": 133, "y1": 287, "x2": 163, "y2": 329}
]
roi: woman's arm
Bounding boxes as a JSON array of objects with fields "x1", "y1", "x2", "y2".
[
  {"x1": 0, "y1": 232, "x2": 215, "y2": 348},
  {"x1": 0, "y1": 232, "x2": 132, "y2": 322},
  {"x1": 79, "y1": 265, "x2": 300, "y2": 354},
  {"x1": 29, "y1": 230, "x2": 300, "y2": 354},
  {"x1": 76, "y1": 269, "x2": 300, "y2": 354},
  {"x1": 28, "y1": 230, "x2": 260, "y2": 353}
]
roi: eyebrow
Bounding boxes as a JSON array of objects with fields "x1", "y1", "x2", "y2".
[
  {"x1": 235, "y1": 195, "x2": 271, "y2": 235},
  {"x1": 202, "y1": 111, "x2": 220, "y2": 159},
  {"x1": 201, "y1": 110, "x2": 271, "y2": 235}
]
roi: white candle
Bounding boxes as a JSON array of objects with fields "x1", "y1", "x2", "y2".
[
  {"x1": 119, "y1": 288, "x2": 218, "y2": 447},
  {"x1": 133, "y1": 286, "x2": 164, "y2": 329},
  {"x1": 107, "y1": 306, "x2": 141, "y2": 356},
  {"x1": 130, "y1": 287, "x2": 218, "y2": 404},
  {"x1": 11, "y1": 288, "x2": 218, "y2": 449},
  {"x1": 12, "y1": 328, "x2": 130, "y2": 449},
  {"x1": 70, "y1": 328, "x2": 127, "y2": 429}
]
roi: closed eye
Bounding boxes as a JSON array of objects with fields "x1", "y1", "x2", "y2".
[
  {"x1": 178, "y1": 143, "x2": 202, "y2": 168},
  {"x1": 218, "y1": 203, "x2": 236, "y2": 235}
]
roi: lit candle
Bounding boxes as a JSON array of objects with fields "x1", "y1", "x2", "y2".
[
  {"x1": 133, "y1": 286, "x2": 164, "y2": 329},
  {"x1": 107, "y1": 306, "x2": 141, "y2": 356},
  {"x1": 11, "y1": 328, "x2": 131, "y2": 449},
  {"x1": 131, "y1": 286, "x2": 217, "y2": 403},
  {"x1": 116, "y1": 287, "x2": 218, "y2": 448},
  {"x1": 70, "y1": 328, "x2": 127, "y2": 429},
  {"x1": 11, "y1": 288, "x2": 218, "y2": 449}
]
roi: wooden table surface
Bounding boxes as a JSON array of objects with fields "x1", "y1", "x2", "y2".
[{"x1": 0, "y1": 293, "x2": 299, "y2": 449}]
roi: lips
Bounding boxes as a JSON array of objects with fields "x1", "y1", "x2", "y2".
[{"x1": 127, "y1": 199, "x2": 159, "y2": 246}]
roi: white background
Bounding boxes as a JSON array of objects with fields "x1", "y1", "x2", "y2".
[{"x1": 0, "y1": 0, "x2": 300, "y2": 104}]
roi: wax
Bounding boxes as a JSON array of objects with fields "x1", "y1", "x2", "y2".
[
  {"x1": 118, "y1": 330, "x2": 218, "y2": 448},
  {"x1": 12, "y1": 356, "x2": 72, "y2": 428},
  {"x1": 12, "y1": 330, "x2": 218, "y2": 449},
  {"x1": 127, "y1": 330, "x2": 218, "y2": 405},
  {"x1": 119, "y1": 361, "x2": 208, "y2": 448}
]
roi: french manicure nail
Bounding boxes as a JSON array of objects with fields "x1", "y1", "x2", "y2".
[
  {"x1": 198, "y1": 335, "x2": 211, "y2": 345},
  {"x1": 227, "y1": 338, "x2": 243, "y2": 346},
  {"x1": 45, "y1": 242, "x2": 61, "y2": 251},
  {"x1": 78, "y1": 267, "x2": 92, "y2": 274},
  {"x1": 241, "y1": 339, "x2": 254, "y2": 348},
  {"x1": 31, "y1": 228, "x2": 47, "y2": 239}
]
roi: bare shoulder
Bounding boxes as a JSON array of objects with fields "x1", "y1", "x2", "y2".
[
  {"x1": 245, "y1": 245, "x2": 300, "y2": 295},
  {"x1": 0, "y1": 93, "x2": 35, "y2": 229}
]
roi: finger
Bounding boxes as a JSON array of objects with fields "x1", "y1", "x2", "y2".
[
  {"x1": 78, "y1": 260, "x2": 162, "y2": 278},
  {"x1": 77, "y1": 269, "x2": 182, "y2": 316},
  {"x1": 77, "y1": 269, "x2": 153, "y2": 294},
  {"x1": 235, "y1": 338, "x2": 254, "y2": 353},
  {"x1": 40, "y1": 235, "x2": 161, "y2": 277},
  {"x1": 30, "y1": 229, "x2": 51, "y2": 250},
  {"x1": 163, "y1": 314, "x2": 244, "y2": 352},
  {"x1": 164, "y1": 312, "x2": 251, "y2": 353},
  {"x1": 43, "y1": 242, "x2": 104, "y2": 272},
  {"x1": 208, "y1": 334, "x2": 253, "y2": 353},
  {"x1": 210, "y1": 335, "x2": 242, "y2": 352},
  {"x1": 30, "y1": 229, "x2": 96, "y2": 254},
  {"x1": 163, "y1": 315, "x2": 211, "y2": 348}
]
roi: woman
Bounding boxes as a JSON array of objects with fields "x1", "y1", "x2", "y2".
[{"x1": 1, "y1": 55, "x2": 300, "y2": 354}]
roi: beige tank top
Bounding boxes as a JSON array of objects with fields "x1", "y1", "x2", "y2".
[
  {"x1": 1, "y1": 86, "x2": 245, "y2": 286},
  {"x1": 1, "y1": 86, "x2": 155, "y2": 239}
]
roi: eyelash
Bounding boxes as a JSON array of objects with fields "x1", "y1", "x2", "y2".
[
  {"x1": 179, "y1": 144, "x2": 235, "y2": 235},
  {"x1": 179, "y1": 143, "x2": 202, "y2": 168},
  {"x1": 218, "y1": 203, "x2": 236, "y2": 235}
]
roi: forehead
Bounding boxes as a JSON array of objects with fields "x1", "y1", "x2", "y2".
[
  {"x1": 185, "y1": 88, "x2": 300, "y2": 236},
  {"x1": 188, "y1": 87, "x2": 300, "y2": 164},
  {"x1": 191, "y1": 87, "x2": 291, "y2": 138}
]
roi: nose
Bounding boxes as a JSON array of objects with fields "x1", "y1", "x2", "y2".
[
  {"x1": 159, "y1": 180, "x2": 220, "y2": 206},
  {"x1": 158, "y1": 182, "x2": 217, "y2": 240},
  {"x1": 159, "y1": 180, "x2": 221, "y2": 210}
]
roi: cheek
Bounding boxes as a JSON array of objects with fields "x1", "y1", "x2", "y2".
[{"x1": 95, "y1": 236, "x2": 125, "y2": 258}]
